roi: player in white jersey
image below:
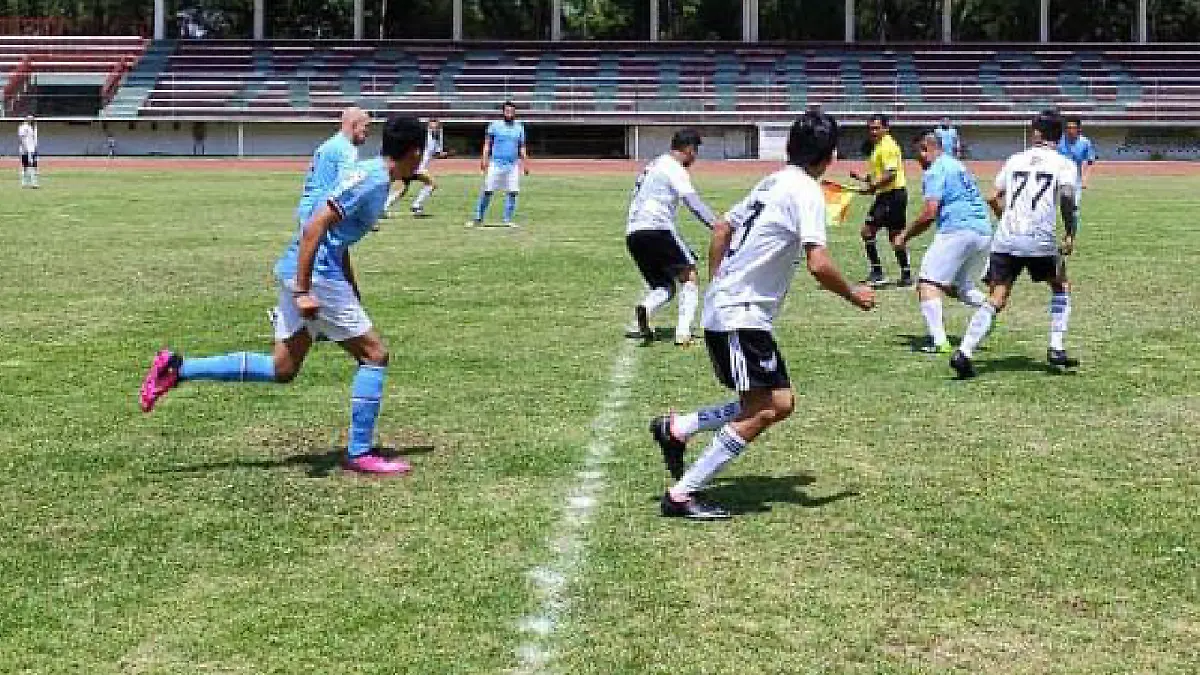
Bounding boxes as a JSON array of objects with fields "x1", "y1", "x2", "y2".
[
  {"x1": 951, "y1": 110, "x2": 1080, "y2": 379},
  {"x1": 385, "y1": 119, "x2": 444, "y2": 217},
  {"x1": 625, "y1": 129, "x2": 718, "y2": 346},
  {"x1": 647, "y1": 112, "x2": 876, "y2": 520},
  {"x1": 18, "y1": 115, "x2": 39, "y2": 188}
]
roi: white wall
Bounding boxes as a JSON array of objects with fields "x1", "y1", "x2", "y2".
[{"x1": 628, "y1": 125, "x2": 756, "y2": 161}]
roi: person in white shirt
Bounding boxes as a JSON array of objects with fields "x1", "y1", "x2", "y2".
[
  {"x1": 648, "y1": 111, "x2": 876, "y2": 520},
  {"x1": 386, "y1": 119, "x2": 445, "y2": 217},
  {"x1": 18, "y1": 115, "x2": 39, "y2": 189},
  {"x1": 625, "y1": 128, "x2": 718, "y2": 346},
  {"x1": 951, "y1": 110, "x2": 1080, "y2": 379}
]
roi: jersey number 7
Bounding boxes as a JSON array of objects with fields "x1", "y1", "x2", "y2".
[{"x1": 1010, "y1": 171, "x2": 1054, "y2": 209}]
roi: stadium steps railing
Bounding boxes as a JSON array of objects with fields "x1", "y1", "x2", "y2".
[{"x1": 102, "y1": 40, "x2": 174, "y2": 118}]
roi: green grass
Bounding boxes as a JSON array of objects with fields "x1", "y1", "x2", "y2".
[{"x1": 0, "y1": 167, "x2": 1196, "y2": 674}]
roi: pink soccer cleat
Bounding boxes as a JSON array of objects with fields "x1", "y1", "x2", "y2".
[
  {"x1": 140, "y1": 349, "x2": 180, "y2": 413},
  {"x1": 344, "y1": 453, "x2": 412, "y2": 476}
]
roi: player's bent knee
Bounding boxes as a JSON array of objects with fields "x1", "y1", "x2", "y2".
[{"x1": 274, "y1": 361, "x2": 301, "y2": 384}]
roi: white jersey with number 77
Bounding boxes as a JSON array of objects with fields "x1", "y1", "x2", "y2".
[{"x1": 992, "y1": 145, "x2": 1077, "y2": 258}]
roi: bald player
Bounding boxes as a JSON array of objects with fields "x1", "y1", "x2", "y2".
[{"x1": 297, "y1": 107, "x2": 371, "y2": 224}]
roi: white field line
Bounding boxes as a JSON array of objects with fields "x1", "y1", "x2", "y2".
[{"x1": 512, "y1": 341, "x2": 638, "y2": 674}]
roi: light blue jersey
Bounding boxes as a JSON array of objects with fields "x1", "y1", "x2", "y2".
[
  {"x1": 922, "y1": 154, "x2": 992, "y2": 236},
  {"x1": 935, "y1": 126, "x2": 959, "y2": 156},
  {"x1": 297, "y1": 132, "x2": 358, "y2": 223},
  {"x1": 486, "y1": 120, "x2": 525, "y2": 169},
  {"x1": 276, "y1": 157, "x2": 391, "y2": 284},
  {"x1": 1058, "y1": 135, "x2": 1096, "y2": 178}
]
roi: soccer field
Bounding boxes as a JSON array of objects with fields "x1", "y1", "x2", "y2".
[{"x1": 1, "y1": 164, "x2": 1197, "y2": 674}]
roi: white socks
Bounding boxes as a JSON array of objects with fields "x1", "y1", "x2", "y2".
[
  {"x1": 412, "y1": 184, "x2": 434, "y2": 210},
  {"x1": 1050, "y1": 292, "x2": 1071, "y2": 351},
  {"x1": 639, "y1": 287, "x2": 671, "y2": 315},
  {"x1": 920, "y1": 298, "x2": 947, "y2": 347},
  {"x1": 673, "y1": 424, "x2": 747, "y2": 496},
  {"x1": 959, "y1": 304, "x2": 997, "y2": 358},
  {"x1": 676, "y1": 281, "x2": 698, "y2": 341},
  {"x1": 961, "y1": 286, "x2": 987, "y2": 308}
]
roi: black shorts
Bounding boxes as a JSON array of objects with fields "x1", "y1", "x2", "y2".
[
  {"x1": 866, "y1": 188, "x2": 907, "y2": 233},
  {"x1": 985, "y1": 252, "x2": 1065, "y2": 285},
  {"x1": 20, "y1": 152, "x2": 37, "y2": 169},
  {"x1": 626, "y1": 229, "x2": 696, "y2": 290},
  {"x1": 705, "y1": 329, "x2": 791, "y2": 392}
]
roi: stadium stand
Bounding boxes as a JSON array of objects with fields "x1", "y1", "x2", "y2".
[{"x1": 2, "y1": 36, "x2": 145, "y2": 114}]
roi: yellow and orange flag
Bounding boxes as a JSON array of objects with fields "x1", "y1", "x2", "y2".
[{"x1": 821, "y1": 180, "x2": 858, "y2": 227}]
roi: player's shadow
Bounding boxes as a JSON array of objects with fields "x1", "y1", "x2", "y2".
[
  {"x1": 153, "y1": 444, "x2": 434, "y2": 478},
  {"x1": 896, "y1": 333, "x2": 966, "y2": 352},
  {"x1": 973, "y1": 355, "x2": 1067, "y2": 376},
  {"x1": 701, "y1": 474, "x2": 859, "y2": 515}
]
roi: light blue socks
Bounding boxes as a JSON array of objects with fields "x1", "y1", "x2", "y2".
[
  {"x1": 348, "y1": 364, "x2": 386, "y2": 458},
  {"x1": 179, "y1": 352, "x2": 275, "y2": 382}
]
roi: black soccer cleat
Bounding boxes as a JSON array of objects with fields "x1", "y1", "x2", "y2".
[
  {"x1": 660, "y1": 492, "x2": 731, "y2": 520},
  {"x1": 897, "y1": 270, "x2": 914, "y2": 288},
  {"x1": 650, "y1": 415, "x2": 686, "y2": 481},
  {"x1": 635, "y1": 305, "x2": 653, "y2": 343},
  {"x1": 1047, "y1": 349, "x2": 1080, "y2": 372},
  {"x1": 866, "y1": 268, "x2": 888, "y2": 288},
  {"x1": 950, "y1": 349, "x2": 977, "y2": 379}
]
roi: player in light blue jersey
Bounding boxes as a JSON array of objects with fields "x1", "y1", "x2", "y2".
[
  {"x1": 140, "y1": 117, "x2": 428, "y2": 476},
  {"x1": 470, "y1": 100, "x2": 529, "y2": 227},
  {"x1": 898, "y1": 131, "x2": 992, "y2": 353},
  {"x1": 1058, "y1": 116, "x2": 1095, "y2": 226},
  {"x1": 296, "y1": 107, "x2": 370, "y2": 224},
  {"x1": 934, "y1": 117, "x2": 962, "y2": 158}
]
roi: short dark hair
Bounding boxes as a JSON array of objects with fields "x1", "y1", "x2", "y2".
[
  {"x1": 502, "y1": 100, "x2": 516, "y2": 109},
  {"x1": 868, "y1": 113, "x2": 890, "y2": 128},
  {"x1": 1032, "y1": 109, "x2": 1064, "y2": 143},
  {"x1": 670, "y1": 128, "x2": 703, "y2": 151},
  {"x1": 915, "y1": 129, "x2": 941, "y2": 150},
  {"x1": 1066, "y1": 116, "x2": 1083, "y2": 127},
  {"x1": 786, "y1": 110, "x2": 839, "y2": 167},
  {"x1": 381, "y1": 116, "x2": 426, "y2": 159}
]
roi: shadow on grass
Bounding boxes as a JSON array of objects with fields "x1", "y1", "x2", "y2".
[
  {"x1": 154, "y1": 443, "x2": 435, "y2": 478},
  {"x1": 702, "y1": 474, "x2": 859, "y2": 515},
  {"x1": 895, "y1": 333, "x2": 964, "y2": 352}
]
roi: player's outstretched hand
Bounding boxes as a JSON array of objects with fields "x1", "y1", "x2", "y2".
[
  {"x1": 851, "y1": 285, "x2": 877, "y2": 311},
  {"x1": 295, "y1": 292, "x2": 320, "y2": 319}
]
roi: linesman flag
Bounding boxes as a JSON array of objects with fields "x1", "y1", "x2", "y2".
[{"x1": 821, "y1": 180, "x2": 858, "y2": 227}]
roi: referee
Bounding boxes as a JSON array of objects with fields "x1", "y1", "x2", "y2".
[{"x1": 850, "y1": 114, "x2": 911, "y2": 287}]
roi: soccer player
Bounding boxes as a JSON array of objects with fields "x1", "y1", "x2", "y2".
[
  {"x1": 385, "y1": 119, "x2": 444, "y2": 217},
  {"x1": 896, "y1": 131, "x2": 991, "y2": 354},
  {"x1": 139, "y1": 116, "x2": 429, "y2": 476},
  {"x1": 649, "y1": 111, "x2": 876, "y2": 520},
  {"x1": 934, "y1": 117, "x2": 962, "y2": 158},
  {"x1": 950, "y1": 110, "x2": 1079, "y2": 379},
  {"x1": 469, "y1": 101, "x2": 528, "y2": 227},
  {"x1": 1058, "y1": 116, "x2": 1095, "y2": 226},
  {"x1": 296, "y1": 107, "x2": 370, "y2": 224},
  {"x1": 625, "y1": 128, "x2": 718, "y2": 346},
  {"x1": 17, "y1": 115, "x2": 38, "y2": 189},
  {"x1": 850, "y1": 114, "x2": 911, "y2": 287}
]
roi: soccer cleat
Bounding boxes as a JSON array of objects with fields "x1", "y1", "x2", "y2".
[
  {"x1": 866, "y1": 268, "x2": 888, "y2": 287},
  {"x1": 635, "y1": 306, "x2": 653, "y2": 343},
  {"x1": 918, "y1": 338, "x2": 952, "y2": 354},
  {"x1": 950, "y1": 349, "x2": 976, "y2": 379},
  {"x1": 1047, "y1": 349, "x2": 1080, "y2": 372},
  {"x1": 660, "y1": 492, "x2": 731, "y2": 520},
  {"x1": 344, "y1": 453, "x2": 412, "y2": 475},
  {"x1": 897, "y1": 271, "x2": 914, "y2": 288},
  {"x1": 140, "y1": 349, "x2": 181, "y2": 412},
  {"x1": 465, "y1": 219, "x2": 481, "y2": 228},
  {"x1": 650, "y1": 415, "x2": 687, "y2": 481},
  {"x1": 674, "y1": 334, "x2": 694, "y2": 347}
]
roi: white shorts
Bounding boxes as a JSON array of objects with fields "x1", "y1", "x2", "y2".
[
  {"x1": 484, "y1": 164, "x2": 520, "y2": 193},
  {"x1": 919, "y1": 229, "x2": 991, "y2": 290},
  {"x1": 272, "y1": 277, "x2": 372, "y2": 343}
]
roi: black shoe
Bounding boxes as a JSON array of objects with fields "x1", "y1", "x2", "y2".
[
  {"x1": 897, "y1": 271, "x2": 914, "y2": 287},
  {"x1": 650, "y1": 415, "x2": 686, "y2": 481},
  {"x1": 635, "y1": 306, "x2": 653, "y2": 343},
  {"x1": 866, "y1": 268, "x2": 888, "y2": 287},
  {"x1": 1047, "y1": 349, "x2": 1080, "y2": 372},
  {"x1": 950, "y1": 349, "x2": 976, "y2": 379},
  {"x1": 660, "y1": 492, "x2": 731, "y2": 520}
]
